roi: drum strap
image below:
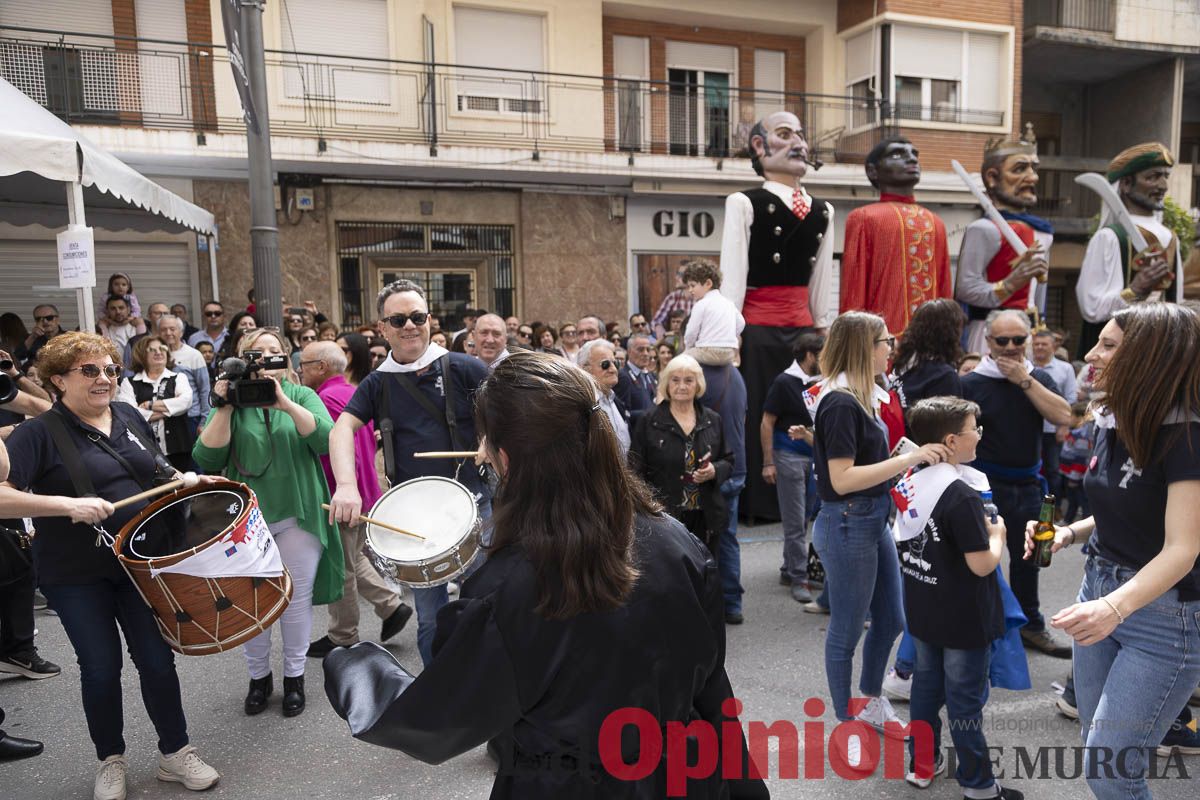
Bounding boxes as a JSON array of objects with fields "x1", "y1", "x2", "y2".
[
  {"x1": 40, "y1": 409, "x2": 98, "y2": 497},
  {"x1": 377, "y1": 354, "x2": 464, "y2": 484}
]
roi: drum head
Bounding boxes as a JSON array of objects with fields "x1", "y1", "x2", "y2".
[
  {"x1": 366, "y1": 478, "x2": 477, "y2": 563},
  {"x1": 123, "y1": 488, "x2": 250, "y2": 560}
]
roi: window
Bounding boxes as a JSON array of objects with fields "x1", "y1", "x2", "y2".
[
  {"x1": 453, "y1": 6, "x2": 545, "y2": 115},
  {"x1": 844, "y1": 29, "x2": 879, "y2": 129},
  {"x1": 665, "y1": 42, "x2": 736, "y2": 157},
  {"x1": 845, "y1": 24, "x2": 1007, "y2": 127},
  {"x1": 280, "y1": 0, "x2": 390, "y2": 105},
  {"x1": 613, "y1": 35, "x2": 648, "y2": 151}
]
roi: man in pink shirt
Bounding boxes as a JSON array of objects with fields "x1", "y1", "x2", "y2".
[{"x1": 299, "y1": 341, "x2": 411, "y2": 656}]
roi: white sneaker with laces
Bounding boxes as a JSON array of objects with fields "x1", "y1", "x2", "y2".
[
  {"x1": 905, "y1": 751, "x2": 946, "y2": 788},
  {"x1": 157, "y1": 744, "x2": 220, "y2": 791},
  {"x1": 882, "y1": 667, "x2": 912, "y2": 702},
  {"x1": 855, "y1": 695, "x2": 908, "y2": 738},
  {"x1": 94, "y1": 755, "x2": 128, "y2": 800}
]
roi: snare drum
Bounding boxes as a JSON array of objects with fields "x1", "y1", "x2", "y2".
[
  {"x1": 114, "y1": 480, "x2": 292, "y2": 656},
  {"x1": 363, "y1": 476, "x2": 482, "y2": 588}
]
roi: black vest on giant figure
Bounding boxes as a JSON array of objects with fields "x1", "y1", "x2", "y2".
[{"x1": 741, "y1": 188, "x2": 830, "y2": 290}]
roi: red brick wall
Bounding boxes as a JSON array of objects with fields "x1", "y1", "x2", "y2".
[
  {"x1": 838, "y1": 0, "x2": 880, "y2": 31},
  {"x1": 602, "y1": 17, "x2": 805, "y2": 154},
  {"x1": 184, "y1": 0, "x2": 217, "y2": 131}
]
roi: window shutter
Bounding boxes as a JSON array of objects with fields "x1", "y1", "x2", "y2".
[
  {"x1": 453, "y1": 7, "x2": 545, "y2": 108},
  {"x1": 613, "y1": 35, "x2": 648, "y2": 78},
  {"x1": 844, "y1": 30, "x2": 876, "y2": 85},
  {"x1": 280, "y1": 0, "x2": 389, "y2": 103},
  {"x1": 966, "y1": 32, "x2": 1005, "y2": 118},
  {"x1": 892, "y1": 25, "x2": 963, "y2": 80},
  {"x1": 664, "y1": 41, "x2": 736, "y2": 74}
]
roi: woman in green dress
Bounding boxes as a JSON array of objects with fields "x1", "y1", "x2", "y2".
[{"x1": 194, "y1": 328, "x2": 343, "y2": 719}]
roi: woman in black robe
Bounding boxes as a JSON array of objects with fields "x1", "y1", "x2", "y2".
[{"x1": 324, "y1": 351, "x2": 767, "y2": 800}]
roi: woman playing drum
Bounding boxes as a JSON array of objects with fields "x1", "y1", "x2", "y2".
[
  {"x1": 194, "y1": 327, "x2": 343, "y2": 719},
  {"x1": 0, "y1": 332, "x2": 219, "y2": 800},
  {"x1": 324, "y1": 351, "x2": 768, "y2": 799}
]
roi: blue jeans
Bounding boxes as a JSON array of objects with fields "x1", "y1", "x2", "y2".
[
  {"x1": 990, "y1": 479, "x2": 1045, "y2": 630},
  {"x1": 42, "y1": 578, "x2": 189, "y2": 760},
  {"x1": 414, "y1": 502, "x2": 492, "y2": 666},
  {"x1": 718, "y1": 476, "x2": 746, "y2": 614},
  {"x1": 775, "y1": 449, "x2": 811, "y2": 584},
  {"x1": 909, "y1": 637, "x2": 997, "y2": 797},
  {"x1": 812, "y1": 494, "x2": 904, "y2": 720},
  {"x1": 895, "y1": 631, "x2": 916, "y2": 675},
  {"x1": 1073, "y1": 553, "x2": 1200, "y2": 800}
]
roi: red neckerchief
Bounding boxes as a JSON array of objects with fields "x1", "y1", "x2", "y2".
[{"x1": 880, "y1": 193, "x2": 916, "y2": 204}]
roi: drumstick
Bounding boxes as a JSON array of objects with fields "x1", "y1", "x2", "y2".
[
  {"x1": 111, "y1": 472, "x2": 200, "y2": 511},
  {"x1": 413, "y1": 450, "x2": 479, "y2": 459},
  {"x1": 320, "y1": 504, "x2": 427, "y2": 541}
]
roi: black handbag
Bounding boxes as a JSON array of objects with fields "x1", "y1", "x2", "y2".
[{"x1": 0, "y1": 524, "x2": 32, "y2": 585}]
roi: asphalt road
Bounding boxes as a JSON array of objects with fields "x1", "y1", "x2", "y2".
[{"x1": 2, "y1": 523, "x2": 1196, "y2": 799}]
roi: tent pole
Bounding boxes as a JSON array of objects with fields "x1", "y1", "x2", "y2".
[
  {"x1": 207, "y1": 235, "x2": 220, "y2": 303},
  {"x1": 66, "y1": 182, "x2": 96, "y2": 334}
]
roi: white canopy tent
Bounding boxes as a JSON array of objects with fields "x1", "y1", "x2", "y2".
[{"x1": 0, "y1": 77, "x2": 218, "y2": 332}]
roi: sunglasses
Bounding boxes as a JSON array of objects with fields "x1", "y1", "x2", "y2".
[
  {"x1": 204, "y1": 310, "x2": 224, "y2": 318},
  {"x1": 597, "y1": 359, "x2": 616, "y2": 370},
  {"x1": 384, "y1": 311, "x2": 429, "y2": 328},
  {"x1": 146, "y1": 347, "x2": 169, "y2": 355},
  {"x1": 35, "y1": 314, "x2": 58, "y2": 322},
  {"x1": 300, "y1": 334, "x2": 317, "y2": 342},
  {"x1": 518, "y1": 329, "x2": 533, "y2": 337},
  {"x1": 990, "y1": 335, "x2": 1027, "y2": 347},
  {"x1": 875, "y1": 336, "x2": 896, "y2": 349},
  {"x1": 67, "y1": 364, "x2": 123, "y2": 379},
  {"x1": 561, "y1": 329, "x2": 577, "y2": 336}
]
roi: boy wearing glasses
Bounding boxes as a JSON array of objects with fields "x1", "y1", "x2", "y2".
[
  {"x1": 961, "y1": 310, "x2": 1072, "y2": 657},
  {"x1": 892, "y1": 397, "x2": 1015, "y2": 798}
]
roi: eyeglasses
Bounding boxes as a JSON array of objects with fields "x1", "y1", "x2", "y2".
[
  {"x1": 597, "y1": 359, "x2": 615, "y2": 370},
  {"x1": 384, "y1": 311, "x2": 429, "y2": 328},
  {"x1": 990, "y1": 335, "x2": 1028, "y2": 347},
  {"x1": 203, "y1": 310, "x2": 224, "y2": 318},
  {"x1": 66, "y1": 364, "x2": 123, "y2": 379},
  {"x1": 518, "y1": 329, "x2": 533, "y2": 337},
  {"x1": 875, "y1": 336, "x2": 896, "y2": 349},
  {"x1": 957, "y1": 425, "x2": 984, "y2": 437},
  {"x1": 561, "y1": 329, "x2": 577, "y2": 337},
  {"x1": 300, "y1": 334, "x2": 317, "y2": 342},
  {"x1": 35, "y1": 314, "x2": 58, "y2": 322},
  {"x1": 298, "y1": 359, "x2": 324, "y2": 368},
  {"x1": 146, "y1": 347, "x2": 169, "y2": 355}
]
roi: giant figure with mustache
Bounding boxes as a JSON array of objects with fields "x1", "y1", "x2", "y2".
[
  {"x1": 1075, "y1": 142, "x2": 1181, "y2": 357},
  {"x1": 719, "y1": 111, "x2": 835, "y2": 522},
  {"x1": 954, "y1": 134, "x2": 1052, "y2": 353}
]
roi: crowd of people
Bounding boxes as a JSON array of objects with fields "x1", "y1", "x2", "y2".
[{"x1": 0, "y1": 116, "x2": 1197, "y2": 800}]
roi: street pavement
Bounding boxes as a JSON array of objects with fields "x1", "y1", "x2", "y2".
[{"x1": 3, "y1": 522, "x2": 1197, "y2": 799}]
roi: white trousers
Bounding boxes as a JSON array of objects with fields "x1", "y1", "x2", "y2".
[{"x1": 243, "y1": 518, "x2": 321, "y2": 680}]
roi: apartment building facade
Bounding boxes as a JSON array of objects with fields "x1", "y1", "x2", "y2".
[{"x1": 1, "y1": 0, "x2": 1026, "y2": 332}]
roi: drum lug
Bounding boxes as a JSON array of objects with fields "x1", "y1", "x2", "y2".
[
  {"x1": 174, "y1": 610, "x2": 192, "y2": 623},
  {"x1": 420, "y1": 563, "x2": 431, "y2": 583},
  {"x1": 214, "y1": 596, "x2": 233, "y2": 611}
]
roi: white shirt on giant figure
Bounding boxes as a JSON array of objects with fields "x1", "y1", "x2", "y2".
[
  {"x1": 719, "y1": 180, "x2": 837, "y2": 328},
  {"x1": 1076, "y1": 212, "x2": 1181, "y2": 324}
]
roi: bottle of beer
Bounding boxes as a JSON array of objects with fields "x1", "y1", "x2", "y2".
[{"x1": 1033, "y1": 494, "x2": 1057, "y2": 568}]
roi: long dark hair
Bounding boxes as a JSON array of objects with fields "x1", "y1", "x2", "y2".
[
  {"x1": 475, "y1": 352, "x2": 659, "y2": 619},
  {"x1": 1098, "y1": 304, "x2": 1200, "y2": 468},
  {"x1": 337, "y1": 333, "x2": 372, "y2": 385},
  {"x1": 892, "y1": 298, "x2": 964, "y2": 374}
]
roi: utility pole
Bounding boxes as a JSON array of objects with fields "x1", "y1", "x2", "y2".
[{"x1": 239, "y1": 0, "x2": 281, "y2": 329}]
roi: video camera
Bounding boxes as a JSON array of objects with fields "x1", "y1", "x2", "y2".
[
  {"x1": 0, "y1": 372, "x2": 16, "y2": 405},
  {"x1": 215, "y1": 350, "x2": 289, "y2": 408}
]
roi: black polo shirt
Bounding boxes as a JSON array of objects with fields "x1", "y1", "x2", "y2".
[
  {"x1": 345, "y1": 353, "x2": 490, "y2": 496},
  {"x1": 5, "y1": 402, "x2": 159, "y2": 585},
  {"x1": 1084, "y1": 422, "x2": 1200, "y2": 601},
  {"x1": 961, "y1": 368, "x2": 1059, "y2": 469},
  {"x1": 813, "y1": 390, "x2": 890, "y2": 502},
  {"x1": 899, "y1": 479, "x2": 1004, "y2": 650}
]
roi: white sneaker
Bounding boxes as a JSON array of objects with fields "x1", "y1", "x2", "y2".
[
  {"x1": 882, "y1": 668, "x2": 912, "y2": 702},
  {"x1": 447, "y1": 581, "x2": 460, "y2": 596},
  {"x1": 157, "y1": 744, "x2": 220, "y2": 790},
  {"x1": 905, "y1": 751, "x2": 946, "y2": 788},
  {"x1": 94, "y1": 755, "x2": 128, "y2": 800},
  {"x1": 855, "y1": 695, "x2": 908, "y2": 739}
]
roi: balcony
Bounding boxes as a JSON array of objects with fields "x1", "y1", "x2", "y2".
[
  {"x1": 1027, "y1": 157, "x2": 1109, "y2": 235},
  {"x1": 0, "y1": 26, "x2": 893, "y2": 171},
  {"x1": 1025, "y1": 0, "x2": 1115, "y2": 34}
]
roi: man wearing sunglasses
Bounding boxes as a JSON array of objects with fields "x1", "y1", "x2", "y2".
[
  {"x1": 962, "y1": 310, "x2": 1073, "y2": 658},
  {"x1": 328, "y1": 279, "x2": 490, "y2": 667},
  {"x1": 15, "y1": 305, "x2": 65, "y2": 370},
  {"x1": 187, "y1": 301, "x2": 228, "y2": 353},
  {"x1": 577, "y1": 339, "x2": 630, "y2": 456}
]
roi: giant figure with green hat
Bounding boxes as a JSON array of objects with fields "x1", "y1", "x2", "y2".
[{"x1": 1075, "y1": 142, "x2": 1182, "y2": 356}]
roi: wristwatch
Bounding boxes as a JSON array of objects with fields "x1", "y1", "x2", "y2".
[{"x1": 1019, "y1": 378, "x2": 1032, "y2": 390}]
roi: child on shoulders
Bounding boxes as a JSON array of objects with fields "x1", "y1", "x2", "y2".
[{"x1": 681, "y1": 259, "x2": 744, "y2": 367}]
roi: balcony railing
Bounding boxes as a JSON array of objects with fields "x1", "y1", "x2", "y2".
[
  {"x1": 0, "y1": 27, "x2": 898, "y2": 167},
  {"x1": 1028, "y1": 161, "x2": 1105, "y2": 229},
  {"x1": 1025, "y1": 0, "x2": 1115, "y2": 33}
]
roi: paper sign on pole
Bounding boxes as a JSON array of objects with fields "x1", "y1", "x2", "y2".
[{"x1": 57, "y1": 227, "x2": 96, "y2": 289}]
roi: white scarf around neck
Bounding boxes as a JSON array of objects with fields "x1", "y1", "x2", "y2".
[
  {"x1": 803, "y1": 371, "x2": 890, "y2": 418},
  {"x1": 891, "y1": 463, "x2": 991, "y2": 543},
  {"x1": 784, "y1": 360, "x2": 817, "y2": 383},
  {"x1": 972, "y1": 355, "x2": 1035, "y2": 380},
  {"x1": 376, "y1": 342, "x2": 449, "y2": 374}
]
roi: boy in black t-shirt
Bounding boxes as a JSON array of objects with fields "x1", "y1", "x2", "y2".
[{"x1": 897, "y1": 397, "x2": 1019, "y2": 800}]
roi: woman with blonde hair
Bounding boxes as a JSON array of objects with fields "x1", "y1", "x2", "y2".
[
  {"x1": 809, "y1": 311, "x2": 951, "y2": 760},
  {"x1": 194, "y1": 327, "x2": 343, "y2": 719}
]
